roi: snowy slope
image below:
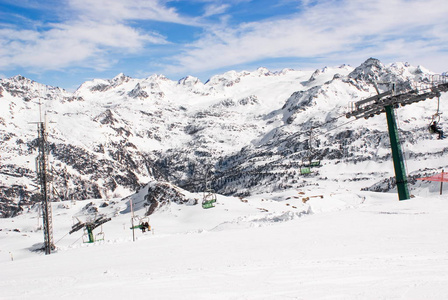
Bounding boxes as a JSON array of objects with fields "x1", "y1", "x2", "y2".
[{"x1": 1, "y1": 188, "x2": 447, "y2": 299}]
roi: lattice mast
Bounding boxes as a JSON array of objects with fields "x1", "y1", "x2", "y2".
[{"x1": 35, "y1": 116, "x2": 55, "y2": 254}]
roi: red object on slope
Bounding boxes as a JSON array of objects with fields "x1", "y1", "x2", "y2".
[{"x1": 416, "y1": 171, "x2": 448, "y2": 182}]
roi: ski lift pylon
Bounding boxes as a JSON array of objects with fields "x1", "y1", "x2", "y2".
[{"x1": 69, "y1": 215, "x2": 111, "y2": 243}]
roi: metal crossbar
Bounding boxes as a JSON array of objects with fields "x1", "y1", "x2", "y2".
[{"x1": 347, "y1": 81, "x2": 448, "y2": 120}]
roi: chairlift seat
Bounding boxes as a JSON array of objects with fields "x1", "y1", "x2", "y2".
[
  {"x1": 202, "y1": 201, "x2": 215, "y2": 209},
  {"x1": 96, "y1": 232, "x2": 105, "y2": 241},
  {"x1": 310, "y1": 160, "x2": 321, "y2": 167},
  {"x1": 300, "y1": 167, "x2": 311, "y2": 175}
]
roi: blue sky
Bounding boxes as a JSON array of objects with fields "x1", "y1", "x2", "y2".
[{"x1": 1, "y1": 0, "x2": 448, "y2": 90}]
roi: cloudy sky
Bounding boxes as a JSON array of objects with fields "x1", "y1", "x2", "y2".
[{"x1": 1, "y1": 0, "x2": 448, "y2": 90}]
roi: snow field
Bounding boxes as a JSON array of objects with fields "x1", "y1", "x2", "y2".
[{"x1": 1, "y1": 189, "x2": 448, "y2": 299}]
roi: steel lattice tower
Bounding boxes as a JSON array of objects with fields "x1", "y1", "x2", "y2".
[{"x1": 36, "y1": 121, "x2": 55, "y2": 254}]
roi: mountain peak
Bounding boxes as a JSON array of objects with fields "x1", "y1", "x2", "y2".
[
  {"x1": 348, "y1": 57, "x2": 386, "y2": 81},
  {"x1": 7, "y1": 75, "x2": 36, "y2": 85},
  {"x1": 178, "y1": 75, "x2": 202, "y2": 86},
  {"x1": 113, "y1": 73, "x2": 129, "y2": 80},
  {"x1": 256, "y1": 67, "x2": 271, "y2": 76},
  {"x1": 111, "y1": 73, "x2": 131, "y2": 85},
  {"x1": 12, "y1": 75, "x2": 27, "y2": 81}
]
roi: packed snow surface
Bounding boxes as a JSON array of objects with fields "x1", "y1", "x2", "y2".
[{"x1": 1, "y1": 187, "x2": 448, "y2": 299}]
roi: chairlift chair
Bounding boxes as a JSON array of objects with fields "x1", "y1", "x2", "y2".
[
  {"x1": 202, "y1": 190, "x2": 217, "y2": 209},
  {"x1": 300, "y1": 127, "x2": 322, "y2": 172},
  {"x1": 95, "y1": 225, "x2": 106, "y2": 241},
  {"x1": 300, "y1": 167, "x2": 311, "y2": 175},
  {"x1": 300, "y1": 155, "x2": 320, "y2": 175},
  {"x1": 310, "y1": 160, "x2": 321, "y2": 167},
  {"x1": 429, "y1": 113, "x2": 442, "y2": 133},
  {"x1": 429, "y1": 96, "x2": 442, "y2": 134},
  {"x1": 130, "y1": 215, "x2": 151, "y2": 232}
]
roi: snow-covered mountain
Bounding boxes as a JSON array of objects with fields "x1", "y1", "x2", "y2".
[{"x1": 1, "y1": 58, "x2": 447, "y2": 217}]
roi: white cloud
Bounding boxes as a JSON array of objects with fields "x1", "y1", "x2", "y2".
[
  {"x1": 203, "y1": 3, "x2": 231, "y2": 17},
  {"x1": 3, "y1": 0, "x2": 448, "y2": 78},
  {"x1": 67, "y1": 0, "x2": 196, "y2": 25},
  {"x1": 165, "y1": 0, "x2": 448, "y2": 74},
  {"x1": 0, "y1": 22, "x2": 166, "y2": 70},
  {"x1": 0, "y1": 0, "x2": 191, "y2": 71}
]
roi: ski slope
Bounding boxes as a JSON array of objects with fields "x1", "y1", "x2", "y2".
[{"x1": 1, "y1": 186, "x2": 448, "y2": 299}]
